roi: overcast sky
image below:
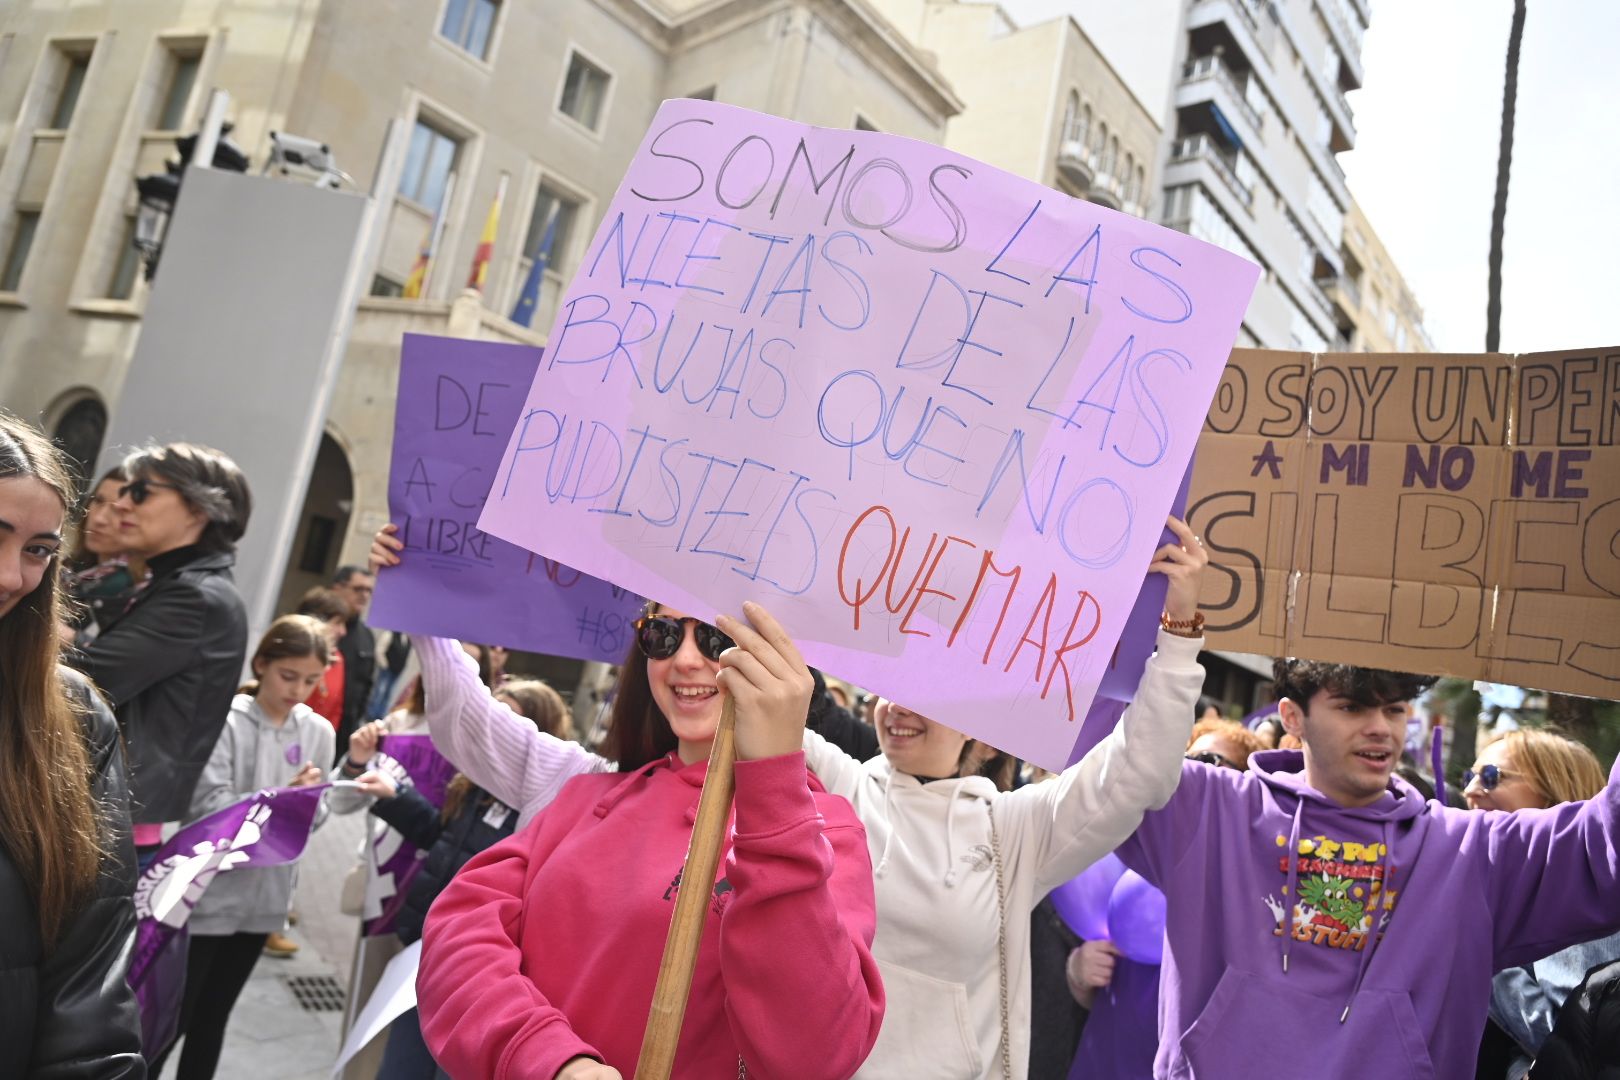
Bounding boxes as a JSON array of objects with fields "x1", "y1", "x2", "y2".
[{"x1": 1341, "y1": 0, "x2": 1619, "y2": 354}]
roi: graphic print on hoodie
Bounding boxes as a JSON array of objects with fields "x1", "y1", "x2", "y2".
[
  {"x1": 1265, "y1": 830, "x2": 1399, "y2": 955},
  {"x1": 1116, "y1": 748, "x2": 1620, "y2": 1080}
]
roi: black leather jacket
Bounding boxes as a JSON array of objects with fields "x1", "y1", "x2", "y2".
[
  {"x1": 1531, "y1": 958, "x2": 1620, "y2": 1079},
  {"x1": 0, "y1": 669, "x2": 145, "y2": 1078},
  {"x1": 69, "y1": 545, "x2": 248, "y2": 823}
]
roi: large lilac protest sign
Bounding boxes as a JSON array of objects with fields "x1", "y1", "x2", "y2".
[
  {"x1": 479, "y1": 100, "x2": 1259, "y2": 769},
  {"x1": 362, "y1": 733, "x2": 459, "y2": 936},
  {"x1": 368, "y1": 334, "x2": 644, "y2": 663},
  {"x1": 130, "y1": 783, "x2": 331, "y2": 1057}
]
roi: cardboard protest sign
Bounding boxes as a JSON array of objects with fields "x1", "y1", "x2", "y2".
[
  {"x1": 131, "y1": 783, "x2": 332, "y2": 1056},
  {"x1": 369, "y1": 334, "x2": 644, "y2": 663},
  {"x1": 1190, "y1": 346, "x2": 1620, "y2": 700},
  {"x1": 478, "y1": 100, "x2": 1258, "y2": 769}
]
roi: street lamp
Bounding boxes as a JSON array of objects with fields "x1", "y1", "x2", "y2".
[
  {"x1": 133, "y1": 168, "x2": 180, "y2": 280},
  {"x1": 130, "y1": 119, "x2": 249, "y2": 281}
]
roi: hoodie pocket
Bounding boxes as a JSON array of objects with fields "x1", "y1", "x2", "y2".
[
  {"x1": 1175, "y1": 969, "x2": 1435, "y2": 1080},
  {"x1": 864, "y1": 962, "x2": 984, "y2": 1078}
]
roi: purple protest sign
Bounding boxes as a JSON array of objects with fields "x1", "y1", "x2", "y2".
[
  {"x1": 368, "y1": 334, "x2": 644, "y2": 663},
  {"x1": 130, "y1": 783, "x2": 330, "y2": 1058},
  {"x1": 479, "y1": 100, "x2": 1259, "y2": 770},
  {"x1": 362, "y1": 733, "x2": 459, "y2": 937}
]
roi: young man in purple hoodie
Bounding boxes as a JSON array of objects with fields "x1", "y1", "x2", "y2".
[{"x1": 1116, "y1": 659, "x2": 1620, "y2": 1080}]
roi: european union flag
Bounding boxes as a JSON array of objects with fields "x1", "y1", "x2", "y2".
[{"x1": 510, "y1": 209, "x2": 559, "y2": 328}]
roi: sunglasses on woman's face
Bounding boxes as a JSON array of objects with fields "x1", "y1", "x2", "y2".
[
  {"x1": 117, "y1": 478, "x2": 182, "y2": 506},
  {"x1": 1462, "y1": 763, "x2": 1517, "y2": 791},
  {"x1": 634, "y1": 615, "x2": 735, "y2": 662},
  {"x1": 1186, "y1": 750, "x2": 1241, "y2": 771}
]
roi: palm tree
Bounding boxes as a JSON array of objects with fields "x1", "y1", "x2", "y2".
[{"x1": 1485, "y1": 0, "x2": 1527, "y2": 352}]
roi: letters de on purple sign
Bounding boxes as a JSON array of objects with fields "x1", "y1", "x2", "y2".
[
  {"x1": 480, "y1": 100, "x2": 1259, "y2": 769},
  {"x1": 368, "y1": 334, "x2": 644, "y2": 664}
]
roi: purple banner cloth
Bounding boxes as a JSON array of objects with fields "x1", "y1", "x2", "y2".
[
  {"x1": 130, "y1": 783, "x2": 329, "y2": 1059},
  {"x1": 363, "y1": 733, "x2": 459, "y2": 937},
  {"x1": 368, "y1": 334, "x2": 645, "y2": 663}
]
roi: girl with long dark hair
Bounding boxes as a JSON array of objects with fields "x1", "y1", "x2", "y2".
[{"x1": 0, "y1": 413, "x2": 144, "y2": 1077}]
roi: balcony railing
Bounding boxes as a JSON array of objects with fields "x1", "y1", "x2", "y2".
[
  {"x1": 1315, "y1": 271, "x2": 1361, "y2": 312},
  {"x1": 1182, "y1": 55, "x2": 1264, "y2": 132},
  {"x1": 1056, "y1": 135, "x2": 1096, "y2": 187},
  {"x1": 1170, "y1": 134, "x2": 1253, "y2": 208}
]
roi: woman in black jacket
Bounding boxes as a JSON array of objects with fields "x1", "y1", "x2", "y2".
[
  {"x1": 67, "y1": 442, "x2": 250, "y2": 859},
  {"x1": 353, "y1": 678, "x2": 571, "y2": 1078},
  {"x1": 0, "y1": 414, "x2": 144, "y2": 1078}
]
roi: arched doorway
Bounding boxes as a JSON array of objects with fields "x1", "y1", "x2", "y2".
[
  {"x1": 275, "y1": 432, "x2": 355, "y2": 615},
  {"x1": 51, "y1": 395, "x2": 108, "y2": 495}
]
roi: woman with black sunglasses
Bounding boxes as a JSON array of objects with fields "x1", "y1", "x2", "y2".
[
  {"x1": 367, "y1": 526, "x2": 883, "y2": 1079},
  {"x1": 66, "y1": 442, "x2": 251, "y2": 864}
]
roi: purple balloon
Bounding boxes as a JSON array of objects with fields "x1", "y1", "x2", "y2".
[
  {"x1": 1049, "y1": 853, "x2": 1126, "y2": 941},
  {"x1": 1107, "y1": 870, "x2": 1167, "y2": 965}
]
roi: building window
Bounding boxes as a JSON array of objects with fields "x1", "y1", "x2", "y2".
[
  {"x1": 687, "y1": 86, "x2": 716, "y2": 101},
  {"x1": 439, "y1": 0, "x2": 499, "y2": 60},
  {"x1": 371, "y1": 274, "x2": 405, "y2": 297},
  {"x1": 399, "y1": 118, "x2": 460, "y2": 209},
  {"x1": 1, "y1": 211, "x2": 40, "y2": 292},
  {"x1": 558, "y1": 52, "x2": 610, "y2": 131},
  {"x1": 519, "y1": 184, "x2": 581, "y2": 270},
  {"x1": 52, "y1": 398, "x2": 108, "y2": 495},
  {"x1": 1124, "y1": 152, "x2": 1137, "y2": 202},
  {"x1": 50, "y1": 52, "x2": 91, "y2": 130},
  {"x1": 854, "y1": 115, "x2": 879, "y2": 132},
  {"x1": 107, "y1": 216, "x2": 140, "y2": 300},
  {"x1": 156, "y1": 50, "x2": 200, "y2": 131}
]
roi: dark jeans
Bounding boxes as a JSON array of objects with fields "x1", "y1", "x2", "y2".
[
  {"x1": 151, "y1": 931, "x2": 268, "y2": 1080},
  {"x1": 377, "y1": 1007, "x2": 449, "y2": 1079}
]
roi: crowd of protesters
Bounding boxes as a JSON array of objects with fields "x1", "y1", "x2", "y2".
[{"x1": 2, "y1": 408, "x2": 1618, "y2": 1080}]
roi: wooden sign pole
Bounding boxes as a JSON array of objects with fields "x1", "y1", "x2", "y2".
[{"x1": 634, "y1": 697, "x2": 738, "y2": 1080}]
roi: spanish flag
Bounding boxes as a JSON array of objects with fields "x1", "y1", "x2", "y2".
[
  {"x1": 466, "y1": 175, "x2": 507, "y2": 292},
  {"x1": 401, "y1": 227, "x2": 432, "y2": 299}
]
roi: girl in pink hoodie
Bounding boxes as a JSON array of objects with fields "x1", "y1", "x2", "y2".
[{"x1": 416, "y1": 602, "x2": 883, "y2": 1080}]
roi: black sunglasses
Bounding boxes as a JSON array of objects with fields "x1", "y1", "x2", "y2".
[
  {"x1": 634, "y1": 615, "x2": 734, "y2": 662},
  {"x1": 1186, "y1": 750, "x2": 1241, "y2": 770},
  {"x1": 1462, "y1": 763, "x2": 1518, "y2": 791},
  {"x1": 117, "y1": 478, "x2": 182, "y2": 505}
]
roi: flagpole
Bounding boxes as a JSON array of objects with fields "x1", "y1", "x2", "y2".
[{"x1": 421, "y1": 170, "x2": 457, "y2": 301}]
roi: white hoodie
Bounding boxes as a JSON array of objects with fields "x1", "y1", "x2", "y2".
[{"x1": 803, "y1": 628, "x2": 1204, "y2": 1080}]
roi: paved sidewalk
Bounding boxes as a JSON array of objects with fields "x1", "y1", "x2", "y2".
[{"x1": 155, "y1": 808, "x2": 369, "y2": 1080}]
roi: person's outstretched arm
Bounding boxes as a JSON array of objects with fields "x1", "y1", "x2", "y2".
[
  {"x1": 368, "y1": 524, "x2": 611, "y2": 825},
  {"x1": 1002, "y1": 516, "x2": 1208, "y2": 888},
  {"x1": 418, "y1": 634, "x2": 610, "y2": 826},
  {"x1": 1002, "y1": 626, "x2": 1204, "y2": 892},
  {"x1": 1481, "y1": 757, "x2": 1620, "y2": 970}
]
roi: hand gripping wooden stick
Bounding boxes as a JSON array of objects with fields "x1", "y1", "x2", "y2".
[{"x1": 634, "y1": 696, "x2": 738, "y2": 1080}]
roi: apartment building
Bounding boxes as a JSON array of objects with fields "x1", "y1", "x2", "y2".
[
  {"x1": 1151, "y1": 0, "x2": 1367, "y2": 349},
  {"x1": 866, "y1": 0, "x2": 1159, "y2": 214},
  {"x1": 1328, "y1": 197, "x2": 1433, "y2": 352}
]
